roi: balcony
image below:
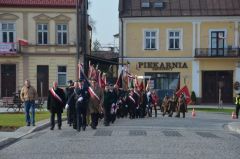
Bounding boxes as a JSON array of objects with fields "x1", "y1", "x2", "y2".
[
  {"x1": 0, "y1": 43, "x2": 19, "y2": 56},
  {"x1": 195, "y1": 48, "x2": 240, "y2": 58}
]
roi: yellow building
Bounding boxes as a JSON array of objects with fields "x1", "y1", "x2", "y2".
[
  {"x1": 119, "y1": 0, "x2": 240, "y2": 104},
  {"x1": 0, "y1": 0, "x2": 85, "y2": 97}
]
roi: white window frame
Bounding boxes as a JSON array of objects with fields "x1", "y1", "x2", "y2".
[
  {"x1": 56, "y1": 24, "x2": 68, "y2": 45},
  {"x1": 143, "y1": 29, "x2": 159, "y2": 50},
  {"x1": 167, "y1": 28, "x2": 183, "y2": 50},
  {"x1": 57, "y1": 66, "x2": 67, "y2": 86},
  {"x1": 0, "y1": 22, "x2": 16, "y2": 43},
  {"x1": 208, "y1": 29, "x2": 228, "y2": 49},
  {"x1": 37, "y1": 24, "x2": 48, "y2": 45}
]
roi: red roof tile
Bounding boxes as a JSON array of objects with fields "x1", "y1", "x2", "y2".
[{"x1": 0, "y1": 0, "x2": 80, "y2": 8}]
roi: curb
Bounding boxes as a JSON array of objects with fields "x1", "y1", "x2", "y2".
[
  {"x1": 0, "y1": 117, "x2": 66, "y2": 150},
  {"x1": 227, "y1": 122, "x2": 240, "y2": 134}
]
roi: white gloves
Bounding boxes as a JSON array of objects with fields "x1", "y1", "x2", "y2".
[
  {"x1": 78, "y1": 97, "x2": 83, "y2": 102},
  {"x1": 65, "y1": 104, "x2": 69, "y2": 109}
]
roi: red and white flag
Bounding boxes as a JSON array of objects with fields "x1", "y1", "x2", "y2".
[
  {"x1": 176, "y1": 85, "x2": 191, "y2": 104},
  {"x1": 18, "y1": 39, "x2": 28, "y2": 46}
]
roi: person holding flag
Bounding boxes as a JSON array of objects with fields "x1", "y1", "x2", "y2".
[
  {"x1": 47, "y1": 81, "x2": 66, "y2": 130},
  {"x1": 88, "y1": 79, "x2": 104, "y2": 129}
]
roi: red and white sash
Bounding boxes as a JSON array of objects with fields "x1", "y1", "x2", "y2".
[
  {"x1": 50, "y1": 88, "x2": 63, "y2": 105},
  {"x1": 128, "y1": 95, "x2": 136, "y2": 104},
  {"x1": 88, "y1": 87, "x2": 100, "y2": 101},
  {"x1": 134, "y1": 91, "x2": 140, "y2": 97}
]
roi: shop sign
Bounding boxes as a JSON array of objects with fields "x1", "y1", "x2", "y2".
[{"x1": 138, "y1": 62, "x2": 188, "y2": 71}]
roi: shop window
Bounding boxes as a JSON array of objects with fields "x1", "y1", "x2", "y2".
[
  {"x1": 58, "y1": 66, "x2": 67, "y2": 86},
  {"x1": 144, "y1": 29, "x2": 159, "y2": 50},
  {"x1": 37, "y1": 24, "x2": 48, "y2": 44},
  {"x1": 56, "y1": 24, "x2": 68, "y2": 45},
  {"x1": 167, "y1": 29, "x2": 183, "y2": 50},
  {"x1": 145, "y1": 72, "x2": 180, "y2": 90}
]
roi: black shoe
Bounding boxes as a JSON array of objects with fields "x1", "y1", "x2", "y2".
[
  {"x1": 58, "y1": 127, "x2": 61, "y2": 130},
  {"x1": 82, "y1": 127, "x2": 86, "y2": 131},
  {"x1": 175, "y1": 115, "x2": 180, "y2": 118},
  {"x1": 50, "y1": 127, "x2": 54, "y2": 130},
  {"x1": 77, "y1": 128, "x2": 81, "y2": 132},
  {"x1": 27, "y1": 123, "x2": 30, "y2": 126}
]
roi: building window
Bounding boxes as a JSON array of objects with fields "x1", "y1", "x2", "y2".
[
  {"x1": 56, "y1": 24, "x2": 68, "y2": 45},
  {"x1": 1, "y1": 23, "x2": 15, "y2": 43},
  {"x1": 144, "y1": 30, "x2": 158, "y2": 50},
  {"x1": 37, "y1": 24, "x2": 48, "y2": 44},
  {"x1": 58, "y1": 66, "x2": 67, "y2": 86},
  {"x1": 168, "y1": 30, "x2": 182, "y2": 50}
]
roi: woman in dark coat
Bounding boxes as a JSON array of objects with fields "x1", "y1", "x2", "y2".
[{"x1": 47, "y1": 81, "x2": 66, "y2": 130}]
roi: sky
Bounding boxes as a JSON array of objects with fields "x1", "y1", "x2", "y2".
[{"x1": 89, "y1": 0, "x2": 119, "y2": 47}]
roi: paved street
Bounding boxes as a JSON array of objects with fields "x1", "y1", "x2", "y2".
[{"x1": 0, "y1": 112, "x2": 240, "y2": 159}]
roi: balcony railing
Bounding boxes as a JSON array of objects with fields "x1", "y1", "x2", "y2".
[
  {"x1": 0, "y1": 42, "x2": 19, "y2": 55},
  {"x1": 195, "y1": 48, "x2": 240, "y2": 58}
]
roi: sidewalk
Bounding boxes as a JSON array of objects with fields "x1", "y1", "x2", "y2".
[{"x1": 0, "y1": 118, "x2": 52, "y2": 150}]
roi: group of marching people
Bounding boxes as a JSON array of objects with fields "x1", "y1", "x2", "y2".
[{"x1": 47, "y1": 77, "x2": 187, "y2": 132}]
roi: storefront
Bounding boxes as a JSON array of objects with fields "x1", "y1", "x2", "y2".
[{"x1": 125, "y1": 59, "x2": 192, "y2": 100}]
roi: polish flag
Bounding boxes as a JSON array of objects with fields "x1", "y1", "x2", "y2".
[
  {"x1": 18, "y1": 39, "x2": 28, "y2": 46},
  {"x1": 176, "y1": 85, "x2": 191, "y2": 105}
]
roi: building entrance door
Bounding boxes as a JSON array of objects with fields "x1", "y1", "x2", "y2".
[
  {"x1": 1, "y1": 64, "x2": 16, "y2": 97},
  {"x1": 202, "y1": 71, "x2": 233, "y2": 103},
  {"x1": 37, "y1": 65, "x2": 49, "y2": 98}
]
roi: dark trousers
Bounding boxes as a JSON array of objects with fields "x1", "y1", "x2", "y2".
[
  {"x1": 76, "y1": 102, "x2": 87, "y2": 131},
  {"x1": 91, "y1": 113, "x2": 99, "y2": 128},
  {"x1": 236, "y1": 105, "x2": 240, "y2": 119},
  {"x1": 51, "y1": 112, "x2": 62, "y2": 129},
  {"x1": 104, "y1": 105, "x2": 111, "y2": 125},
  {"x1": 176, "y1": 105, "x2": 185, "y2": 118},
  {"x1": 67, "y1": 108, "x2": 71, "y2": 125},
  {"x1": 153, "y1": 106, "x2": 157, "y2": 117}
]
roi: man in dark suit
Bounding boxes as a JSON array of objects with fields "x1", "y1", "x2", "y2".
[
  {"x1": 47, "y1": 81, "x2": 66, "y2": 130},
  {"x1": 67, "y1": 80, "x2": 90, "y2": 132}
]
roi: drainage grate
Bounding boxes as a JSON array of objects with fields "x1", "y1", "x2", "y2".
[
  {"x1": 94, "y1": 130, "x2": 112, "y2": 136},
  {"x1": 162, "y1": 131, "x2": 182, "y2": 137},
  {"x1": 129, "y1": 130, "x2": 147, "y2": 136},
  {"x1": 196, "y1": 132, "x2": 219, "y2": 138}
]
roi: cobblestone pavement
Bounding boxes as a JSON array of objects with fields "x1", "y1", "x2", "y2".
[{"x1": 0, "y1": 112, "x2": 240, "y2": 159}]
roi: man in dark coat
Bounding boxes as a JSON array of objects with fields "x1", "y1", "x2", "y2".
[
  {"x1": 103, "y1": 84, "x2": 117, "y2": 126},
  {"x1": 67, "y1": 80, "x2": 90, "y2": 132},
  {"x1": 47, "y1": 81, "x2": 66, "y2": 130},
  {"x1": 65, "y1": 80, "x2": 74, "y2": 126}
]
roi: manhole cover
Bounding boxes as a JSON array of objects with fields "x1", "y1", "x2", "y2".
[
  {"x1": 129, "y1": 130, "x2": 147, "y2": 136},
  {"x1": 162, "y1": 131, "x2": 182, "y2": 137},
  {"x1": 196, "y1": 132, "x2": 219, "y2": 138},
  {"x1": 94, "y1": 130, "x2": 112, "y2": 136}
]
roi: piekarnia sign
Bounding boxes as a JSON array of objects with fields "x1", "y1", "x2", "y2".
[{"x1": 138, "y1": 62, "x2": 188, "y2": 71}]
